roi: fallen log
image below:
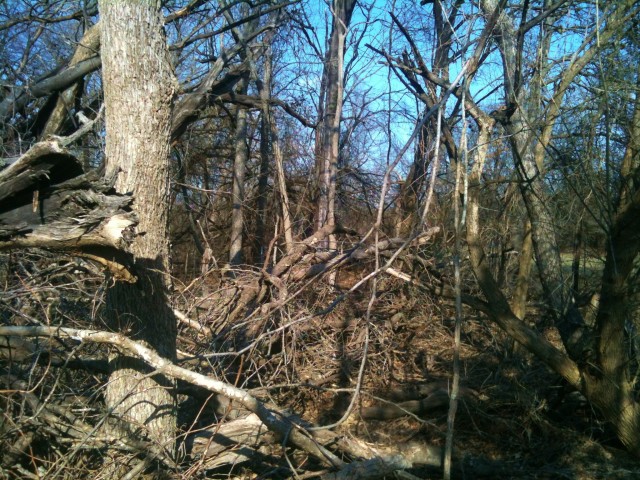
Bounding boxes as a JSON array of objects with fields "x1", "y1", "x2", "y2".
[
  {"x1": 0, "y1": 122, "x2": 139, "y2": 280},
  {"x1": 189, "y1": 413, "x2": 274, "y2": 471}
]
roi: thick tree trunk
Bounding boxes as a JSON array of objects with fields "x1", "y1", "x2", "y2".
[
  {"x1": 589, "y1": 90, "x2": 640, "y2": 451},
  {"x1": 99, "y1": 0, "x2": 177, "y2": 458}
]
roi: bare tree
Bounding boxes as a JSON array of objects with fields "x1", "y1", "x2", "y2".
[
  {"x1": 7, "y1": 0, "x2": 640, "y2": 476},
  {"x1": 98, "y1": 0, "x2": 178, "y2": 460},
  {"x1": 227, "y1": 5, "x2": 256, "y2": 267},
  {"x1": 381, "y1": 0, "x2": 640, "y2": 455},
  {"x1": 477, "y1": 0, "x2": 640, "y2": 452},
  {"x1": 314, "y1": 0, "x2": 357, "y2": 245}
]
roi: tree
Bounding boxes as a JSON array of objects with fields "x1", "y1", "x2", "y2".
[
  {"x1": 6, "y1": 0, "x2": 640, "y2": 476},
  {"x1": 314, "y1": 0, "x2": 357, "y2": 244},
  {"x1": 227, "y1": 4, "x2": 255, "y2": 267},
  {"x1": 98, "y1": 0, "x2": 178, "y2": 461},
  {"x1": 381, "y1": 0, "x2": 640, "y2": 455},
  {"x1": 255, "y1": 23, "x2": 294, "y2": 260},
  {"x1": 477, "y1": 0, "x2": 640, "y2": 452}
]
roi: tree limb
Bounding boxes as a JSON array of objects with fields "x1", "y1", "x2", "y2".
[{"x1": 0, "y1": 325, "x2": 344, "y2": 468}]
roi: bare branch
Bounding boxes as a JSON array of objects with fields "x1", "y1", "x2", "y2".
[
  {"x1": 0, "y1": 325, "x2": 344, "y2": 468},
  {"x1": 0, "y1": 56, "x2": 101, "y2": 123}
]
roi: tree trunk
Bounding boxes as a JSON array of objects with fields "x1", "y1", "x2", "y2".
[
  {"x1": 99, "y1": 0, "x2": 177, "y2": 459},
  {"x1": 271, "y1": 117, "x2": 294, "y2": 253},
  {"x1": 464, "y1": 114, "x2": 583, "y2": 389},
  {"x1": 227, "y1": 6, "x2": 257, "y2": 267},
  {"x1": 314, "y1": 0, "x2": 356, "y2": 244},
  {"x1": 255, "y1": 75, "x2": 271, "y2": 264},
  {"x1": 511, "y1": 219, "x2": 533, "y2": 314},
  {"x1": 255, "y1": 27, "x2": 293, "y2": 262},
  {"x1": 587, "y1": 74, "x2": 640, "y2": 453},
  {"x1": 229, "y1": 78, "x2": 249, "y2": 266}
]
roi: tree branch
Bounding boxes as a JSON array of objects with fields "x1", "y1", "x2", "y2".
[{"x1": 0, "y1": 325, "x2": 344, "y2": 469}]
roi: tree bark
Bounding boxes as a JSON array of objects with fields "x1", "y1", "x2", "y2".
[
  {"x1": 511, "y1": 219, "x2": 532, "y2": 321},
  {"x1": 98, "y1": 0, "x2": 177, "y2": 458},
  {"x1": 229, "y1": 79, "x2": 249, "y2": 267},
  {"x1": 314, "y1": 0, "x2": 356, "y2": 245},
  {"x1": 588, "y1": 86, "x2": 640, "y2": 450}
]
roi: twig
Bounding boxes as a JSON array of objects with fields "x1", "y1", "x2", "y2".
[{"x1": 0, "y1": 325, "x2": 344, "y2": 469}]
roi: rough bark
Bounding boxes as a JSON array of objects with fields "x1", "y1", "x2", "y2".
[
  {"x1": 98, "y1": 0, "x2": 178, "y2": 458},
  {"x1": 511, "y1": 219, "x2": 532, "y2": 321},
  {"x1": 227, "y1": 5, "x2": 261, "y2": 267},
  {"x1": 587, "y1": 162, "x2": 640, "y2": 455},
  {"x1": 620, "y1": 61, "x2": 640, "y2": 207},
  {"x1": 394, "y1": 123, "x2": 430, "y2": 237}
]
